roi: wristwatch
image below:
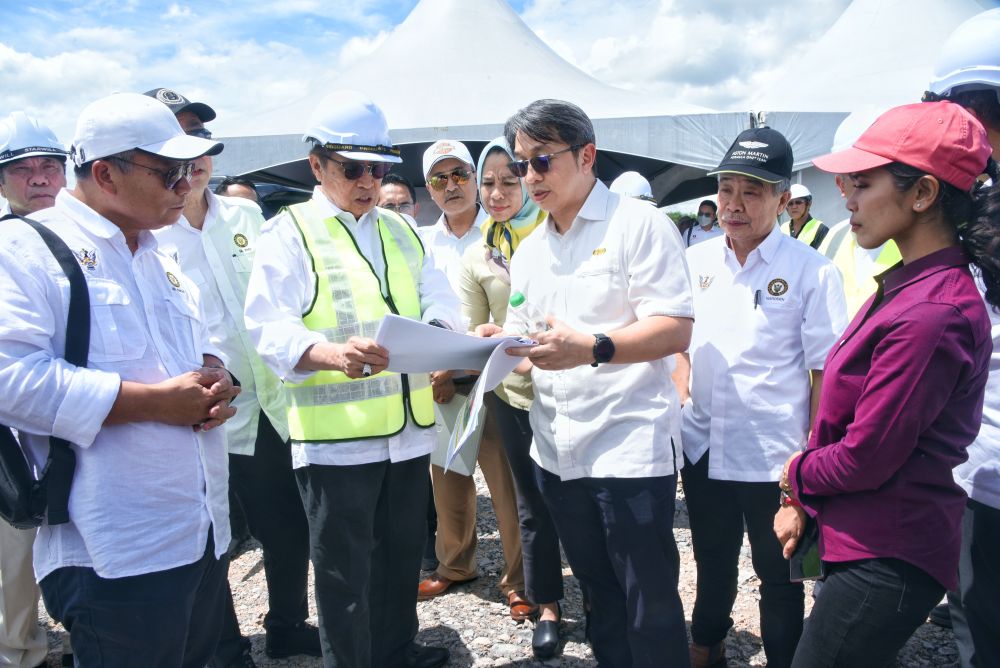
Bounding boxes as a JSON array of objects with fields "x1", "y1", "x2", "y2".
[{"x1": 591, "y1": 333, "x2": 615, "y2": 367}]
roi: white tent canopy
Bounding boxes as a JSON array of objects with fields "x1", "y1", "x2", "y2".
[{"x1": 213, "y1": 0, "x2": 845, "y2": 213}]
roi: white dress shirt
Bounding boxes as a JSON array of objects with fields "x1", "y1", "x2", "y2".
[
  {"x1": 418, "y1": 206, "x2": 489, "y2": 296},
  {"x1": 953, "y1": 276, "x2": 1000, "y2": 509},
  {"x1": 0, "y1": 191, "x2": 230, "y2": 580},
  {"x1": 682, "y1": 225, "x2": 847, "y2": 482},
  {"x1": 155, "y1": 192, "x2": 289, "y2": 456},
  {"x1": 508, "y1": 181, "x2": 693, "y2": 481},
  {"x1": 686, "y1": 223, "x2": 724, "y2": 247},
  {"x1": 244, "y1": 187, "x2": 461, "y2": 468}
]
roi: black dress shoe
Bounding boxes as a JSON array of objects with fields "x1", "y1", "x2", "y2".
[
  {"x1": 532, "y1": 619, "x2": 560, "y2": 659},
  {"x1": 264, "y1": 621, "x2": 322, "y2": 658},
  {"x1": 399, "y1": 642, "x2": 449, "y2": 668}
]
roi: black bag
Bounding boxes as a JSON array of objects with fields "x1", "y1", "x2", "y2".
[{"x1": 0, "y1": 214, "x2": 90, "y2": 529}]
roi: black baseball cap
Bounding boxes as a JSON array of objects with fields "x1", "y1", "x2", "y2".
[
  {"x1": 143, "y1": 88, "x2": 217, "y2": 123},
  {"x1": 708, "y1": 126, "x2": 793, "y2": 184}
]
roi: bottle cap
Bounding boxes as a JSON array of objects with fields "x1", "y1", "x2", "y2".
[{"x1": 509, "y1": 291, "x2": 526, "y2": 308}]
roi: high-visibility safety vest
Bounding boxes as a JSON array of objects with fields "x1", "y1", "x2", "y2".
[
  {"x1": 283, "y1": 201, "x2": 435, "y2": 443},
  {"x1": 820, "y1": 221, "x2": 902, "y2": 318},
  {"x1": 781, "y1": 217, "x2": 829, "y2": 250}
]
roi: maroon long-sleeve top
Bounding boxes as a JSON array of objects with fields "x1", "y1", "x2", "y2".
[{"x1": 790, "y1": 245, "x2": 992, "y2": 590}]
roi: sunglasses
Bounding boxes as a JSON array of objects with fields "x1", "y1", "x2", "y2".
[
  {"x1": 185, "y1": 127, "x2": 213, "y2": 140},
  {"x1": 116, "y1": 157, "x2": 194, "y2": 190},
  {"x1": 507, "y1": 144, "x2": 582, "y2": 178},
  {"x1": 427, "y1": 168, "x2": 473, "y2": 191},
  {"x1": 787, "y1": 199, "x2": 808, "y2": 207},
  {"x1": 327, "y1": 156, "x2": 392, "y2": 180}
]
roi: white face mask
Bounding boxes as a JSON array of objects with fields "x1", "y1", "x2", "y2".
[{"x1": 698, "y1": 214, "x2": 714, "y2": 227}]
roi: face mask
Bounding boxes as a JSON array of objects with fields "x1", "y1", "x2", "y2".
[{"x1": 698, "y1": 214, "x2": 714, "y2": 227}]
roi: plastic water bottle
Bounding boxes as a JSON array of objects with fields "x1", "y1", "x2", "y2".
[{"x1": 508, "y1": 291, "x2": 549, "y2": 336}]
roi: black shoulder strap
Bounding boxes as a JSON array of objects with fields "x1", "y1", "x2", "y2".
[
  {"x1": 810, "y1": 224, "x2": 830, "y2": 251},
  {"x1": 1, "y1": 214, "x2": 89, "y2": 525}
]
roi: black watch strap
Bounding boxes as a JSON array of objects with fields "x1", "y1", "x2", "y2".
[{"x1": 591, "y1": 333, "x2": 615, "y2": 367}]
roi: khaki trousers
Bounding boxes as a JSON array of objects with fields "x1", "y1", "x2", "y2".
[
  {"x1": 431, "y1": 402, "x2": 524, "y2": 594},
  {"x1": 0, "y1": 521, "x2": 47, "y2": 667}
]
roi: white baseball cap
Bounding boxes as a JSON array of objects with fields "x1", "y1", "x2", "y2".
[
  {"x1": 0, "y1": 112, "x2": 67, "y2": 165},
  {"x1": 423, "y1": 140, "x2": 474, "y2": 177},
  {"x1": 70, "y1": 92, "x2": 223, "y2": 167},
  {"x1": 303, "y1": 90, "x2": 402, "y2": 163}
]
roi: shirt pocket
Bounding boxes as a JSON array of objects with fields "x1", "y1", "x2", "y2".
[
  {"x1": 572, "y1": 257, "x2": 626, "y2": 325},
  {"x1": 231, "y1": 250, "x2": 254, "y2": 274},
  {"x1": 88, "y1": 279, "x2": 147, "y2": 363},
  {"x1": 160, "y1": 290, "x2": 203, "y2": 364}
]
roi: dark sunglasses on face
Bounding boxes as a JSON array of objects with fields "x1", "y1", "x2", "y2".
[
  {"x1": 328, "y1": 156, "x2": 392, "y2": 181},
  {"x1": 116, "y1": 157, "x2": 194, "y2": 190},
  {"x1": 185, "y1": 127, "x2": 213, "y2": 139},
  {"x1": 507, "y1": 144, "x2": 582, "y2": 178},
  {"x1": 427, "y1": 168, "x2": 473, "y2": 191}
]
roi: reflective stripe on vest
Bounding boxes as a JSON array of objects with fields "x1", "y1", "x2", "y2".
[{"x1": 284, "y1": 201, "x2": 434, "y2": 442}]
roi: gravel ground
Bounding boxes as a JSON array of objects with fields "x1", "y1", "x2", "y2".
[{"x1": 38, "y1": 467, "x2": 960, "y2": 667}]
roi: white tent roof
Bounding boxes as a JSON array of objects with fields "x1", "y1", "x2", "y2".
[{"x1": 232, "y1": 0, "x2": 709, "y2": 136}]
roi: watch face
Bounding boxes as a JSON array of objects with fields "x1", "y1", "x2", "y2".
[{"x1": 594, "y1": 335, "x2": 615, "y2": 362}]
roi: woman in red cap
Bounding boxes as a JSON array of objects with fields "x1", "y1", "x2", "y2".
[{"x1": 773, "y1": 100, "x2": 1000, "y2": 667}]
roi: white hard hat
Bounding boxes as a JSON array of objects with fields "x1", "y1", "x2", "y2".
[
  {"x1": 928, "y1": 8, "x2": 1000, "y2": 97},
  {"x1": 0, "y1": 112, "x2": 67, "y2": 166},
  {"x1": 303, "y1": 90, "x2": 401, "y2": 164},
  {"x1": 609, "y1": 171, "x2": 655, "y2": 201},
  {"x1": 789, "y1": 183, "x2": 812, "y2": 200},
  {"x1": 831, "y1": 107, "x2": 887, "y2": 153},
  {"x1": 70, "y1": 93, "x2": 222, "y2": 167}
]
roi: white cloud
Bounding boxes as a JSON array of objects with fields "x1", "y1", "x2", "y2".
[{"x1": 163, "y1": 4, "x2": 192, "y2": 19}]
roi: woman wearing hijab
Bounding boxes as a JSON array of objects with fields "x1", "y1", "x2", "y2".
[
  {"x1": 457, "y1": 137, "x2": 562, "y2": 659},
  {"x1": 774, "y1": 101, "x2": 1000, "y2": 667}
]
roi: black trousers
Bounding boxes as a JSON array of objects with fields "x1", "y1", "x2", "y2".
[
  {"x1": 949, "y1": 498, "x2": 1000, "y2": 668},
  {"x1": 489, "y1": 393, "x2": 564, "y2": 604},
  {"x1": 296, "y1": 454, "x2": 429, "y2": 668},
  {"x1": 535, "y1": 463, "x2": 689, "y2": 668},
  {"x1": 682, "y1": 452, "x2": 804, "y2": 668},
  {"x1": 40, "y1": 534, "x2": 228, "y2": 668},
  {"x1": 215, "y1": 414, "x2": 312, "y2": 663},
  {"x1": 793, "y1": 558, "x2": 943, "y2": 667}
]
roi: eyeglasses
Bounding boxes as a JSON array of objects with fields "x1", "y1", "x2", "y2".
[
  {"x1": 326, "y1": 156, "x2": 392, "y2": 180},
  {"x1": 787, "y1": 199, "x2": 807, "y2": 207},
  {"x1": 115, "y1": 157, "x2": 194, "y2": 190},
  {"x1": 427, "y1": 168, "x2": 473, "y2": 191},
  {"x1": 381, "y1": 201, "x2": 414, "y2": 214},
  {"x1": 185, "y1": 127, "x2": 213, "y2": 140},
  {"x1": 507, "y1": 144, "x2": 582, "y2": 178}
]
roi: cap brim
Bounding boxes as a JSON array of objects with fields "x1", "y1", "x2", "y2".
[
  {"x1": 179, "y1": 102, "x2": 217, "y2": 123},
  {"x1": 335, "y1": 150, "x2": 402, "y2": 164},
  {"x1": 707, "y1": 165, "x2": 786, "y2": 184},
  {"x1": 812, "y1": 146, "x2": 892, "y2": 175},
  {"x1": 0, "y1": 148, "x2": 68, "y2": 165},
  {"x1": 139, "y1": 134, "x2": 223, "y2": 160}
]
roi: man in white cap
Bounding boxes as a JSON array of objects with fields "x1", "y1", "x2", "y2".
[
  {"x1": 0, "y1": 111, "x2": 67, "y2": 668},
  {"x1": 245, "y1": 90, "x2": 459, "y2": 668},
  {"x1": 608, "y1": 170, "x2": 657, "y2": 203},
  {"x1": 0, "y1": 111, "x2": 67, "y2": 217},
  {"x1": 415, "y1": 140, "x2": 528, "y2": 621},
  {"x1": 149, "y1": 88, "x2": 318, "y2": 668},
  {"x1": 0, "y1": 92, "x2": 238, "y2": 666},
  {"x1": 780, "y1": 183, "x2": 828, "y2": 250}
]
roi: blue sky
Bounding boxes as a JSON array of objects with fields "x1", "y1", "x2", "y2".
[{"x1": 0, "y1": 0, "x2": 851, "y2": 141}]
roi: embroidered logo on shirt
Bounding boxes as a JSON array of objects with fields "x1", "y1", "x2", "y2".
[
  {"x1": 592, "y1": 247, "x2": 606, "y2": 256},
  {"x1": 699, "y1": 275, "x2": 714, "y2": 290},
  {"x1": 768, "y1": 278, "x2": 789, "y2": 296},
  {"x1": 166, "y1": 271, "x2": 181, "y2": 288},
  {"x1": 73, "y1": 249, "x2": 97, "y2": 271},
  {"x1": 234, "y1": 233, "x2": 249, "y2": 248}
]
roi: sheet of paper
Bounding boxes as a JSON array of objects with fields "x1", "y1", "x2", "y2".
[{"x1": 374, "y1": 314, "x2": 530, "y2": 373}]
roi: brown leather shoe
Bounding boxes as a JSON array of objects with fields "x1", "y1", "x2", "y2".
[
  {"x1": 507, "y1": 591, "x2": 539, "y2": 622},
  {"x1": 690, "y1": 641, "x2": 728, "y2": 668},
  {"x1": 417, "y1": 573, "x2": 474, "y2": 601}
]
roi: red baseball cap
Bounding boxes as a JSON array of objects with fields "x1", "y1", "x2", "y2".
[{"x1": 812, "y1": 101, "x2": 991, "y2": 191}]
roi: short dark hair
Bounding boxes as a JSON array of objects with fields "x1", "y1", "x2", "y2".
[
  {"x1": 698, "y1": 199, "x2": 717, "y2": 213},
  {"x1": 73, "y1": 150, "x2": 136, "y2": 181},
  {"x1": 214, "y1": 175, "x2": 259, "y2": 197},
  {"x1": 380, "y1": 172, "x2": 416, "y2": 203},
  {"x1": 504, "y1": 99, "x2": 596, "y2": 176}
]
